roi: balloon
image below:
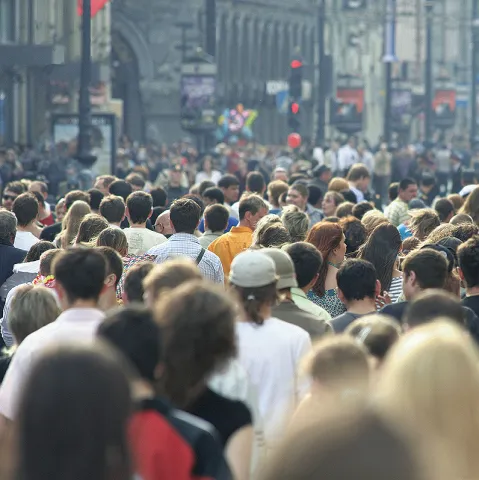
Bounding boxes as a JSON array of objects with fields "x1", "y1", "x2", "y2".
[{"x1": 288, "y1": 133, "x2": 302, "y2": 149}]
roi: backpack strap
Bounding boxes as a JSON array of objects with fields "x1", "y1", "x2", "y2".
[{"x1": 195, "y1": 247, "x2": 206, "y2": 265}]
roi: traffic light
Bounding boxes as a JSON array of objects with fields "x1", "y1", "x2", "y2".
[
  {"x1": 288, "y1": 100, "x2": 301, "y2": 131},
  {"x1": 289, "y1": 58, "x2": 303, "y2": 99}
]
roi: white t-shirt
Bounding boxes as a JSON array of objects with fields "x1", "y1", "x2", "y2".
[
  {"x1": 195, "y1": 170, "x2": 222, "y2": 185},
  {"x1": 123, "y1": 228, "x2": 167, "y2": 256},
  {"x1": 236, "y1": 317, "x2": 311, "y2": 447},
  {"x1": 14, "y1": 231, "x2": 39, "y2": 251},
  {"x1": 0, "y1": 308, "x2": 105, "y2": 420}
]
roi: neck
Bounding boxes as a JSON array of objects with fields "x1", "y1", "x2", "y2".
[
  {"x1": 238, "y1": 220, "x2": 251, "y2": 229},
  {"x1": 132, "y1": 379, "x2": 156, "y2": 401},
  {"x1": 129, "y1": 222, "x2": 147, "y2": 229},
  {"x1": 345, "y1": 298, "x2": 377, "y2": 315},
  {"x1": 466, "y1": 286, "x2": 479, "y2": 297},
  {"x1": 64, "y1": 299, "x2": 99, "y2": 310},
  {"x1": 98, "y1": 290, "x2": 118, "y2": 311},
  {"x1": 17, "y1": 223, "x2": 34, "y2": 233},
  {"x1": 111, "y1": 222, "x2": 121, "y2": 227}
]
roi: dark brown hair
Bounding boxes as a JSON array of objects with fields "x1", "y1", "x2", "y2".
[{"x1": 230, "y1": 281, "x2": 278, "y2": 325}]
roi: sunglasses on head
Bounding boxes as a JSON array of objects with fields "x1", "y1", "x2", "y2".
[{"x1": 3, "y1": 194, "x2": 16, "y2": 201}]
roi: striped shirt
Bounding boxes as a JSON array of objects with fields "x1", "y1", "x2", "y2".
[
  {"x1": 147, "y1": 233, "x2": 224, "y2": 284},
  {"x1": 388, "y1": 276, "x2": 403, "y2": 304}
]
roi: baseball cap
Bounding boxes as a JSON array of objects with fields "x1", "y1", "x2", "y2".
[
  {"x1": 261, "y1": 248, "x2": 298, "y2": 290},
  {"x1": 229, "y1": 250, "x2": 278, "y2": 288},
  {"x1": 409, "y1": 198, "x2": 426, "y2": 210}
]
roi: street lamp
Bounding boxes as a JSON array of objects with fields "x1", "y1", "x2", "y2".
[
  {"x1": 471, "y1": 4, "x2": 479, "y2": 145},
  {"x1": 316, "y1": 0, "x2": 326, "y2": 145},
  {"x1": 424, "y1": 0, "x2": 434, "y2": 144},
  {"x1": 383, "y1": 0, "x2": 397, "y2": 145}
]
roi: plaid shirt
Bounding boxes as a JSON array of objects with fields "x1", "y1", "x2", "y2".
[{"x1": 148, "y1": 233, "x2": 224, "y2": 284}]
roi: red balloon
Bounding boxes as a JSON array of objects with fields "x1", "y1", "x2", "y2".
[{"x1": 287, "y1": 133, "x2": 302, "y2": 149}]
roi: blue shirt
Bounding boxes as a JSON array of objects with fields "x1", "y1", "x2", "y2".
[
  {"x1": 397, "y1": 223, "x2": 412, "y2": 240},
  {"x1": 198, "y1": 216, "x2": 238, "y2": 234}
]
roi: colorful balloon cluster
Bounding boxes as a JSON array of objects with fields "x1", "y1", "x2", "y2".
[{"x1": 216, "y1": 104, "x2": 258, "y2": 142}]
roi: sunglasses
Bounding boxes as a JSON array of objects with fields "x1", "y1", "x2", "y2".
[{"x1": 3, "y1": 194, "x2": 16, "y2": 201}]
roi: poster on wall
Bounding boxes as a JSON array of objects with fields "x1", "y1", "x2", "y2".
[
  {"x1": 330, "y1": 76, "x2": 364, "y2": 134},
  {"x1": 391, "y1": 87, "x2": 412, "y2": 132},
  {"x1": 432, "y1": 86, "x2": 457, "y2": 130},
  {"x1": 51, "y1": 113, "x2": 116, "y2": 176}
]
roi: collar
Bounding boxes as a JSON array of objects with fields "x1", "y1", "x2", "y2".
[
  {"x1": 291, "y1": 287, "x2": 307, "y2": 299},
  {"x1": 0, "y1": 237, "x2": 14, "y2": 247},
  {"x1": 170, "y1": 233, "x2": 200, "y2": 243},
  {"x1": 56, "y1": 308, "x2": 104, "y2": 323},
  {"x1": 231, "y1": 226, "x2": 253, "y2": 233},
  {"x1": 204, "y1": 230, "x2": 223, "y2": 236}
]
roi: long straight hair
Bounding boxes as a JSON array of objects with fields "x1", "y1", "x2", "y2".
[
  {"x1": 358, "y1": 223, "x2": 402, "y2": 292},
  {"x1": 306, "y1": 223, "x2": 343, "y2": 296}
]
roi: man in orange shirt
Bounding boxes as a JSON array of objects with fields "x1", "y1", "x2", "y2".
[{"x1": 208, "y1": 194, "x2": 268, "y2": 277}]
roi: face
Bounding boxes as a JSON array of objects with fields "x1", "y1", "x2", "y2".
[
  {"x1": 155, "y1": 213, "x2": 174, "y2": 235},
  {"x1": 402, "y1": 271, "x2": 417, "y2": 301},
  {"x1": 400, "y1": 184, "x2": 418, "y2": 202},
  {"x1": 322, "y1": 194, "x2": 337, "y2": 216},
  {"x1": 286, "y1": 188, "x2": 307, "y2": 210},
  {"x1": 320, "y1": 170, "x2": 332, "y2": 183},
  {"x1": 332, "y1": 235, "x2": 347, "y2": 263},
  {"x1": 248, "y1": 207, "x2": 268, "y2": 230},
  {"x1": 29, "y1": 183, "x2": 47, "y2": 200},
  {"x1": 357, "y1": 176, "x2": 370, "y2": 192},
  {"x1": 94, "y1": 180, "x2": 109, "y2": 196},
  {"x1": 2, "y1": 190, "x2": 18, "y2": 211},
  {"x1": 203, "y1": 158, "x2": 212, "y2": 171},
  {"x1": 223, "y1": 185, "x2": 240, "y2": 203},
  {"x1": 203, "y1": 197, "x2": 216, "y2": 207},
  {"x1": 170, "y1": 170, "x2": 182, "y2": 185},
  {"x1": 274, "y1": 170, "x2": 288, "y2": 182}
]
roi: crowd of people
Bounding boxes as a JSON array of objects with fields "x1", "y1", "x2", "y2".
[{"x1": 0, "y1": 136, "x2": 479, "y2": 479}]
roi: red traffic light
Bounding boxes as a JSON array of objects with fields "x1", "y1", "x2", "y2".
[
  {"x1": 291, "y1": 59, "x2": 303, "y2": 69},
  {"x1": 291, "y1": 102, "x2": 300, "y2": 114}
]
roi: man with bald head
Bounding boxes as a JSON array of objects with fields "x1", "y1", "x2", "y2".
[{"x1": 154, "y1": 210, "x2": 174, "y2": 238}]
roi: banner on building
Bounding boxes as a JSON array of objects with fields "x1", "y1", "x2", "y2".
[
  {"x1": 330, "y1": 77, "x2": 364, "y2": 134},
  {"x1": 77, "y1": 0, "x2": 110, "y2": 17},
  {"x1": 432, "y1": 86, "x2": 456, "y2": 130},
  {"x1": 51, "y1": 113, "x2": 116, "y2": 176},
  {"x1": 391, "y1": 87, "x2": 412, "y2": 132},
  {"x1": 342, "y1": 0, "x2": 367, "y2": 10}
]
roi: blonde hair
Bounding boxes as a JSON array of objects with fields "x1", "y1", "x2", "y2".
[
  {"x1": 328, "y1": 177, "x2": 349, "y2": 192},
  {"x1": 281, "y1": 205, "x2": 309, "y2": 242},
  {"x1": 8, "y1": 285, "x2": 60, "y2": 345},
  {"x1": 376, "y1": 320, "x2": 479, "y2": 480},
  {"x1": 251, "y1": 214, "x2": 283, "y2": 245},
  {"x1": 459, "y1": 186, "x2": 479, "y2": 224},
  {"x1": 95, "y1": 227, "x2": 128, "y2": 256},
  {"x1": 56, "y1": 200, "x2": 91, "y2": 248},
  {"x1": 361, "y1": 210, "x2": 389, "y2": 236},
  {"x1": 74, "y1": 214, "x2": 109, "y2": 245},
  {"x1": 409, "y1": 208, "x2": 441, "y2": 241}
]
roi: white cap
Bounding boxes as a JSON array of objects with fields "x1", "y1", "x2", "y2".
[{"x1": 229, "y1": 250, "x2": 277, "y2": 288}]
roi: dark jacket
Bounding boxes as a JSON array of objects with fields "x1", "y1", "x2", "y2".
[
  {"x1": 40, "y1": 222, "x2": 62, "y2": 242},
  {"x1": 0, "y1": 240, "x2": 27, "y2": 287}
]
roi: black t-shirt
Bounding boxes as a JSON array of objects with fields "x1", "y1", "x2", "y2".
[
  {"x1": 462, "y1": 296, "x2": 479, "y2": 318},
  {"x1": 187, "y1": 388, "x2": 252, "y2": 447},
  {"x1": 331, "y1": 311, "x2": 376, "y2": 333},
  {"x1": 40, "y1": 222, "x2": 62, "y2": 242}
]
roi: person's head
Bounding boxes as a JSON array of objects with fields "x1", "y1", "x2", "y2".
[
  {"x1": 419, "y1": 172, "x2": 436, "y2": 193},
  {"x1": 453, "y1": 222, "x2": 479, "y2": 242},
  {"x1": 198, "y1": 180, "x2": 216, "y2": 197},
  {"x1": 328, "y1": 177, "x2": 349, "y2": 193},
  {"x1": 388, "y1": 182, "x2": 400, "y2": 202},
  {"x1": 99, "y1": 195, "x2": 126, "y2": 225},
  {"x1": 2, "y1": 181, "x2": 25, "y2": 210},
  {"x1": 169, "y1": 198, "x2": 201, "y2": 234},
  {"x1": 338, "y1": 216, "x2": 367, "y2": 256},
  {"x1": 8, "y1": 285, "x2": 60, "y2": 345},
  {"x1": 281, "y1": 206, "x2": 309, "y2": 242},
  {"x1": 143, "y1": 258, "x2": 202, "y2": 308},
  {"x1": 125, "y1": 191, "x2": 153, "y2": 225},
  {"x1": 108, "y1": 180, "x2": 133, "y2": 202},
  {"x1": 448, "y1": 193, "x2": 465, "y2": 211},
  {"x1": 17, "y1": 345, "x2": 131, "y2": 480},
  {"x1": 267, "y1": 180, "x2": 289, "y2": 208},
  {"x1": 154, "y1": 210, "x2": 174, "y2": 236},
  {"x1": 95, "y1": 246, "x2": 123, "y2": 302},
  {"x1": 53, "y1": 248, "x2": 107, "y2": 307},
  {"x1": 361, "y1": 209, "x2": 388, "y2": 236},
  {"x1": 29, "y1": 181, "x2": 48, "y2": 200},
  {"x1": 12, "y1": 193, "x2": 38, "y2": 227},
  {"x1": 94, "y1": 174, "x2": 117, "y2": 195},
  {"x1": 337, "y1": 259, "x2": 380, "y2": 306},
  {"x1": 55, "y1": 198, "x2": 66, "y2": 222},
  {"x1": 65, "y1": 190, "x2": 91, "y2": 211},
  {"x1": 404, "y1": 289, "x2": 465, "y2": 329},
  {"x1": 98, "y1": 306, "x2": 161, "y2": 383},
  {"x1": 60, "y1": 200, "x2": 91, "y2": 247},
  {"x1": 39, "y1": 249, "x2": 61, "y2": 277},
  {"x1": 458, "y1": 236, "x2": 479, "y2": 289},
  {"x1": 202, "y1": 187, "x2": 224, "y2": 206},
  {"x1": 424, "y1": 223, "x2": 458, "y2": 244},
  {"x1": 376, "y1": 320, "x2": 479, "y2": 480},
  {"x1": 261, "y1": 248, "x2": 298, "y2": 295},
  {"x1": 345, "y1": 315, "x2": 401, "y2": 366},
  {"x1": 335, "y1": 201, "x2": 354, "y2": 218},
  {"x1": 155, "y1": 281, "x2": 238, "y2": 408},
  {"x1": 238, "y1": 194, "x2": 268, "y2": 230},
  {"x1": 304, "y1": 336, "x2": 370, "y2": 400},
  {"x1": 203, "y1": 204, "x2": 229, "y2": 233},
  {"x1": 285, "y1": 242, "x2": 323, "y2": 292},
  {"x1": 346, "y1": 164, "x2": 370, "y2": 192},
  {"x1": 229, "y1": 250, "x2": 278, "y2": 325},
  {"x1": 314, "y1": 165, "x2": 332, "y2": 183},
  {"x1": 246, "y1": 171, "x2": 266, "y2": 195},
  {"x1": 402, "y1": 248, "x2": 448, "y2": 301},
  {"x1": 0, "y1": 210, "x2": 17, "y2": 244},
  {"x1": 96, "y1": 228, "x2": 128, "y2": 257},
  {"x1": 358, "y1": 223, "x2": 402, "y2": 293},
  {"x1": 87, "y1": 188, "x2": 104, "y2": 213},
  {"x1": 398, "y1": 178, "x2": 418, "y2": 203},
  {"x1": 286, "y1": 183, "x2": 309, "y2": 210},
  {"x1": 122, "y1": 262, "x2": 155, "y2": 304},
  {"x1": 352, "y1": 201, "x2": 373, "y2": 221},
  {"x1": 273, "y1": 167, "x2": 289, "y2": 182},
  {"x1": 149, "y1": 186, "x2": 167, "y2": 208},
  {"x1": 307, "y1": 223, "x2": 346, "y2": 296},
  {"x1": 322, "y1": 191, "x2": 345, "y2": 217},
  {"x1": 409, "y1": 208, "x2": 441, "y2": 241},
  {"x1": 450, "y1": 213, "x2": 474, "y2": 225},
  {"x1": 307, "y1": 185, "x2": 324, "y2": 209},
  {"x1": 169, "y1": 165, "x2": 183, "y2": 186},
  {"x1": 75, "y1": 214, "x2": 109, "y2": 244},
  {"x1": 459, "y1": 186, "x2": 479, "y2": 222},
  {"x1": 253, "y1": 223, "x2": 291, "y2": 248},
  {"x1": 24, "y1": 241, "x2": 55, "y2": 263},
  {"x1": 434, "y1": 198, "x2": 455, "y2": 223},
  {"x1": 125, "y1": 172, "x2": 146, "y2": 191},
  {"x1": 182, "y1": 194, "x2": 205, "y2": 217},
  {"x1": 199, "y1": 155, "x2": 213, "y2": 172}
]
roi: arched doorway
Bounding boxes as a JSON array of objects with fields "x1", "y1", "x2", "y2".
[{"x1": 111, "y1": 31, "x2": 145, "y2": 143}]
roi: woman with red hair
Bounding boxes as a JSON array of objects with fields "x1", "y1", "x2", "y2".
[{"x1": 306, "y1": 222, "x2": 347, "y2": 317}]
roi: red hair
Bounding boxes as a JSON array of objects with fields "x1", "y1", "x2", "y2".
[{"x1": 306, "y1": 222, "x2": 343, "y2": 296}]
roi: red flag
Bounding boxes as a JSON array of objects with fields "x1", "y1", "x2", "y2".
[{"x1": 77, "y1": 0, "x2": 109, "y2": 18}]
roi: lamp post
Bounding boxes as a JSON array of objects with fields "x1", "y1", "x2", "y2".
[
  {"x1": 424, "y1": 0, "x2": 434, "y2": 144},
  {"x1": 471, "y1": 1, "x2": 479, "y2": 145},
  {"x1": 205, "y1": 0, "x2": 216, "y2": 59},
  {"x1": 383, "y1": 0, "x2": 397, "y2": 145},
  {"x1": 316, "y1": 0, "x2": 326, "y2": 145},
  {"x1": 77, "y1": 0, "x2": 96, "y2": 168}
]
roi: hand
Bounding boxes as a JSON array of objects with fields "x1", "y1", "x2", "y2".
[{"x1": 377, "y1": 291, "x2": 392, "y2": 309}]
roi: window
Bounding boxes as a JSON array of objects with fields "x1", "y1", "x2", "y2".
[{"x1": 0, "y1": 0, "x2": 14, "y2": 43}]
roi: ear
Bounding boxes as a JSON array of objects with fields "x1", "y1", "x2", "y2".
[
  {"x1": 458, "y1": 267, "x2": 465, "y2": 282},
  {"x1": 125, "y1": 207, "x2": 131, "y2": 219},
  {"x1": 104, "y1": 273, "x2": 116, "y2": 289},
  {"x1": 375, "y1": 279, "x2": 381, "y2": 298},
  {"x1": 147, "y1": 208, "x2": 153, "y2": 220},
  {"x1": 337, "y1": 288, "x2": 346, "y2": 304}
]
